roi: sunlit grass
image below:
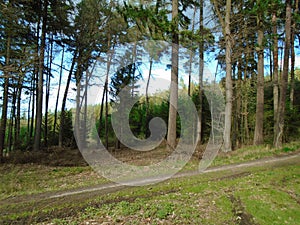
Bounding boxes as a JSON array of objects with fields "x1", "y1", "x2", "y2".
[
  {"x1": 0, "y1": 164, "x2": 108, "y2": 200},
  {"x1": 211, "y1": 141, "x2": 300, "y2": 167},
  {"x1": 0, "y1": 141, "x2": 299, "y2": 201},
  {"x1": 42, "y1": 163, "x2": 300, "y2": 224}
]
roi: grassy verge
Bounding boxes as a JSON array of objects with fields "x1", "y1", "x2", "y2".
[
  {"x1": 0, "y1": 164, "x2": 108, "y2": 200},
  {"x1": 210, "y1": 141, "x2": 300, "y2": 167},
  {"x1": 182, "y1": 141, "x2": 300, "y2": 171}
]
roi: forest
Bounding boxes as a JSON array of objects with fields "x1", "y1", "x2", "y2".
[{"x1": 0, "y1": 0, "x2": 300, "y2": 162}]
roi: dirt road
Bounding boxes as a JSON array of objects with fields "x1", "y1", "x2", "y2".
[{"x1": 1, "y1": 151, "x2": 299, "y2": 224}]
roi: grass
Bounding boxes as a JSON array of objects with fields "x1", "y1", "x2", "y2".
[
  {"x1": 0, "y1": 141, "x2": 299, "y2": 201},
  {"x1": 0, "y1": 141, "x2": 299, "y2": 224},
  {"x1": 210, "y1": 141, "x2": 300, "y2": 167},
  {"x1": 40, "y1": 161, "x2": 300, "y2": 225},
  {"x1": 0, "y1": 164, "x2": 108, "y2": 200}
]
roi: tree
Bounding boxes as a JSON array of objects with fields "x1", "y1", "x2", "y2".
[
  {"x1": 0, "y1": 0, "x2": 35, "y2": 157},
  {"x1": 0, "y1": 24, "x2": 11, "y2": 161},
  {"x1": 274, "y1": 0, "x2": 292, "y2": 148},
  {"x1": 272, "y1": 2, "x2": 279, "y2": 130},
  {"x1": 253, "y1": 0, "x2": 265, "y2": 145},
  {"x1": 212, "y1": 0, "x2": 233, "y2": 152},
  {"x1": 110, "y1": 62, "x2": 142, "y2": 149},
  {"x1": 198, "y1": 0, "x2": 204, "y2": 145},
  {"x1": 290, "y1": 0, "x2": 299, "y2": 109},
  {"x1": 33, "y1": 0, "x2": 48, "y2": 151},
  {"x1": 59, "y1": 0, "x2": 108, "y2": 147},
  {"x1": 167, "y1": 0, "x2": 179, "y2": 150}
]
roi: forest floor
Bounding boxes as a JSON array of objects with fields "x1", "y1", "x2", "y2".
[{"x1": 1, "y1": 143, "x2": 300, "y2": 224}]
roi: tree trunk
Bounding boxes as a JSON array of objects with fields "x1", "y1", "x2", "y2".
[
  {"x1": 59, "y1": 50, "x2": 77, "y2": 147},
  {"x1": 15, "y1": 74, "x2": 23, "y2": 150},
  {"x1": 8, "y1": 87, "x2": 17, "y2": 152},
  {"x1": 34, "y1": 0, "x2": 48, "y2": 151},
  {"x1": 145, "y1": 59, "x2": 153, "y2": 138},
  {"x1": 30, "y1": 77, "x2": 35, "y2": 141},
  {"x1": 105, "y1": 78, "x2": 109, "y2": 150},
  {"x1": 53, "y1": 45, "x2": 65, "y2": 135},
  {"x1": 223, "y1": 0, "x2": 233, "y2": 152},
  {"x1": 31, "y1": 15, "x2": 41, "y2": 144},
  {"x1": 167, "y1": 0, "x2": 179, "y2": 150},
  {"x1": 198, "y1": 0, "x2": 204, "y2": 145},
  {"x1": 98, "y1": 38, "x2": 112, "y2": 146},
  {"x1": 269, "y1": 46, "x2": 273, "y2": 81},
  {"x1": 234, "y1": 59, "x2": 242, "y2": 149},
  {"x1": 272, "y1": 11, "x2": 279, "y2": 127},
  {"x1": 253, "y1": 15, "x2": 264, "y2": 145},
  {"x1": 27, "y1": 81, "x2": 32, "y2": 142},
  {"x1": 75, "y1": 67, "x2": 82, "y2": 148},
  {"x1": 187, "y1": 5, "x2": 197, "y2": 97},
  {"x1": 0, "y1": 35, "x2": 11, "y2": 161},
  {"x1": 83, "y1": 71, "x2": 88, "y2": 148},
  {"x1": 212, "y1": 0, "x2": 233, "y2": 151},
  {"x1": 289, "y1": 0, "x2": 298, "y2": 109},
  {"x1": 242, "y1": 47, "x2": 250, "y2": 144},
  {"x1": 98, "y1": 87, "x2": 106, "y2": 144},
  {"x1": 274, "y1": 0, "x2": 292, "y2": 148},
  {"x1": 44, "y1": 35, "x2": 53, "y2": 148}
]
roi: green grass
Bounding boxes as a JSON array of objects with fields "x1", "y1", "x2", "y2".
[
  {"x1": 210, "y1": 141, "x2": 300, "y2": 167},
  {"x1": 0, "y1": 164, "x2": 108, "y2": 200},
  {"x1": 0, "y1": 141, "x2": 299, "y2": 201},
  {"x1": 43, "y1": 162, "x2": 300, "y2": 225}
]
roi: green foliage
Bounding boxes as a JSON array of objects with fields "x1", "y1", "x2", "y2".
[
  {"x1": 110, "y1": 62, "x2": 142, "y2": 103},
  {"x1": 58, "y1": 110, "x2": 76, "y2": 148}
]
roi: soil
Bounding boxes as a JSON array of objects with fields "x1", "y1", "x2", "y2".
[{"x1": 3, "y1": 142, "x2": 206, "y2": 167}]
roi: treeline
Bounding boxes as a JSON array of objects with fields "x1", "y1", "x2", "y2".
[
  {"x1": 95, "y1": 77, "x2": 300, "y2": 149},
  {"x1": 0, "y1": 0, "x2": 300, "y2": 162}
]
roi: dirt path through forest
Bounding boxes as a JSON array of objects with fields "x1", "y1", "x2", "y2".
[
  {"x1": 1, "y1": 150, "x2": 300, "y2": 224},
  {"x1": 2, "y1": 151, "x2": 300, "y2": 204}
]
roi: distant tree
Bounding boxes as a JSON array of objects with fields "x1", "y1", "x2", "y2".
[{"x1": 110, "y1": 62, "x2": 142, "y2": 149}]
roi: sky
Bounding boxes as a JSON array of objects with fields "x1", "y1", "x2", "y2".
[{"x1": 45, "y1": 48, "x2": 300, "y2": 113}]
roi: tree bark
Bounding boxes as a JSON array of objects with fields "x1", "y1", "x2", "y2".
[
  {"x1": 198, "y1": 0, "x2": 204, "y2": 145},
  {"x1": 98, "y1": 86, "x2": 106, "y2": 144},
  {"x1": 223, "y1": 0, "x2": 233, "y2": 152},
  {"x1": 59, "y1": 50, "x2": 77, "y2": 147},
  {"x1": 212, "y1": 0, "x2": 233, "y2": 151},
  {"x1": 167, "y1": 0, "x2": 179, "y2": 150},
  {"x1": 253, "y1": 14, "x2": 264, "y2": 145},
  {"x1": 272, "y1": 11, "x2": 279, "y2": 127},
  {"x1": 145, "y1": 59, "x2": 153, "y2": 138},
  {"x1": 0, "y1": 35, "x2": 11, "y2": 161},
  {"x1": 234, "y1": 58, "x2": 242, "y2": 149},
  {"x1": 187, "y1": 5, "x2": 197, "y2": 97},
  {"x1": 44, "y1": 35, "x2": 53, "y2": 148},
  {"x1": 289, "y1": 0, "x2": 298, "y2": 109},
  {"x1": 274, "y1": 0, "x2": 292, "y2": 148},
  {"x1": 8, "y1": 87, "x2": 17, "y2": 152},
  {"x1": 34, "y1": 0, "x2": 48, "y2": 151},
  {"x1": 98, "y1": 38, "x2": 113, "y2": 147},
  {"x1": 53, "y1": 45, "x2": 65, "y2": 135},
  {"x1": 75, "y1": 66, "x2": 82, "y2": 148},
  {"x1": 15, "y1": 72, "x2": 24, "y2": 150},
  {"x1": 105, "y1": 77, "x2": 109, "y2": 150}
]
